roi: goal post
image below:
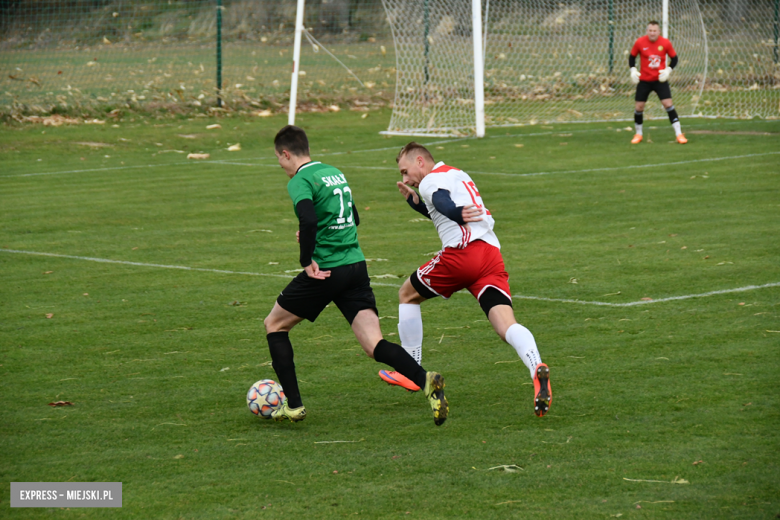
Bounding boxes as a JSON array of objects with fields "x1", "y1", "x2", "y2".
[
  {"x1": 288, "y1": 0, "x2": 306, "y2": 125},
  {"x1": 471, "y1": 0, "x2": 486, "y2": 137}
]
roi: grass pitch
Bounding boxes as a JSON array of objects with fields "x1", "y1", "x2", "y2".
[{"x1": 1, "y1": 111, "x2": 779, "y2": 518}]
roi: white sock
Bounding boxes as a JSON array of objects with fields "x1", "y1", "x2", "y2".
[
  {"x1": 635, "y1": 123, "x2": 643, "y2": 136},
  {"x1": 505, "y1": 323, "x2": 542, "y2": 379},
  {"x1": 398, "y1": 303, "x2": 422, "y2": 365},
  {"x1": 672, "y1": 121, "x2": 682, "y2": 136}
]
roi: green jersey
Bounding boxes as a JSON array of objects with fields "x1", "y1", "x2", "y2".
[{"x1": 287, "y1": 161, "x2": 365, "y2": 268}]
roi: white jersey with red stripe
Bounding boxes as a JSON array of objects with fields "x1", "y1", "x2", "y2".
[{"x1": 418, "y1": 162, "x2": 501, "y2": 250}]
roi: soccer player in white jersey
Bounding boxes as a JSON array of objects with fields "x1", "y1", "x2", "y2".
[{"x1": 378, "y1": 142, "x2": 552, "y2": 417}]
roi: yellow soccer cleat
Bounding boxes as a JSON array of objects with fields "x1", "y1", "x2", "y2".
[
  {"x1": 423, "y1": 372, "x2": 448, "y2": 426},
  {"x1": 270, "y1": 400, "x2": 307, "y2": 423}
]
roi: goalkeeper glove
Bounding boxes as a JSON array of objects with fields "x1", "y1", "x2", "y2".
[
  {"x1": 630, "y1": 67, "x2": 640, "y2": 85},
  {"x1": 659, "y1": 67, "x2": 673, "y2": 82}
]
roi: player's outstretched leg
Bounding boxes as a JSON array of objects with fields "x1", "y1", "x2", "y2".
[
  {"x1": 271, "y1": 400, "x2": 307, "y2": 422},
  {"x1": 372, "y1": 338, "x2": 444, "y2": 423},
  {"x1": 379, "y1": 369, "x2": 420, "y2": 391},
  {"x1": 378, "y1": 302, "x2": 424, "y2": 391},
  {"x1": 533, "y1": 363, "x2": 552, "y2": 417},
  {"x1": 424, "y1": 371, "x2": 448, "y2": 426}
]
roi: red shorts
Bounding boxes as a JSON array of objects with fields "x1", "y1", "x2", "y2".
[{"x1": 415, "y1": 240, "x2": 511, "y2": 301}]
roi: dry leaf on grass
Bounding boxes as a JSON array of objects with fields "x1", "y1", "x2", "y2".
[
  {"x1": 227, "y1": 143, "x2": 241, "y2": 151},
  {"x1": 48, "y1": 401, "x2": 74, "y2": 407},
  {"x1": 206, "y1": 124, "x2": 221, "y2": 130},
  {"x1": 187, "y1": 153, "x2": 210, "y2": 160},
  {"x1": 256, "y1": 110, "x2": 273, "y2": 117},
  {"x1": 45, "y1": 313, "x2": 54, "y2": 319}
]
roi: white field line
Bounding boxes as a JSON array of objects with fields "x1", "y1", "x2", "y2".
[
  {"x1": 0, "y1": 163, "x2": 175, "y2": 179},
  {"x1": 0, "y1": 249, "x2": 400, "y2": 288},
  {"x1": 3, "y1": 249, "x2": 777, "y2": 306},
  {"x1": 467, "y1": 151, "x2": 780, "y2": 178},
  {"x1": 513, "y1": 282, "x2": 780, "y2": 307},
  {"x1": 242, "y1": 150, "x2": 780, "y2": 176},
  {"x1": 8, "y1": 150, "x2": 774, "y2": 181},
  {"x1": 0, "y1": 140, "x2": 464, "y2": 179}
]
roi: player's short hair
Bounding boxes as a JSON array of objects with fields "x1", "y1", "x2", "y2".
[
  {"x1": 647, "y1": 20, "x2": 660, "y2": 27},
  {"x1": 396, "y1": 142, "x2": 434, "y2": 164},
  {"x1": 274, "y1": 125, "x2": 310, "y2": 157}
]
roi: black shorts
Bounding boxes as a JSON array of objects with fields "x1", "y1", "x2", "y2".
[
  {"x1": 635, "y1": 80, "x2": 672, "y2": 102},
  {"x1": 276, "y1": 260, "x2": 377, "y2": 324}
]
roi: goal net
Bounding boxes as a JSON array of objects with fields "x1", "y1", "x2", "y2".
[
  {"x1": 380, "y1": 0, "x2": 779, "y2": 136},
  {"x1": 697, "y1": 0, "x2": 780, "y2": 119},
  {"x1": 2, "y1": 0, "x2": 776, "y2": 125}
]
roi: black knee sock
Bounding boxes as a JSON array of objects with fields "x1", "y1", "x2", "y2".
[
  {"x1": 666, "y1": 105, "x2": 679, "y2": 124},
  {"x1": 373, "y1": 339, "x2": 427, "y2": 389},
  {"x1": 267, "y1": 331, "x2": 303, "y2": 408},
  {"x1": 634, "y1": 110, "x2": 644, "y2": 125}
]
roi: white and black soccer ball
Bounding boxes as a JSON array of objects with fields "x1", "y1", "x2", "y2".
[{"x1": 246, "y1": 379, "x2": 285, "y2": 418}]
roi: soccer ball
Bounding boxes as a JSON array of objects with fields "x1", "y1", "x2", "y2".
[{"x1": 247, "y1": 379, "x2": 285, "y2": 418}]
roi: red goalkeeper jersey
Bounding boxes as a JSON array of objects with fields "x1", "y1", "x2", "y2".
[{"x1": 631, "y1": 35, "x2": 676, "y2": 82}]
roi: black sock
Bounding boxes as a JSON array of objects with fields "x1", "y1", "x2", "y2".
[
  {"x1": 634, "y1": 110, "x2": 644, "y2": 125},
  {"x1": 373, "y1": 339, "x2": 427, "y2": 389},
  {"x1": 267, "y1": 331, "x2": 303, "y2": 408},
  {"x1": 666, "y1": 105, "x2": 679, "y2": 124}
]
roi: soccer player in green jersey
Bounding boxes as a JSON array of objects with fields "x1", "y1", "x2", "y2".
[{"x1": 262, "y1": 125, "x2": 448, "y2": 425}]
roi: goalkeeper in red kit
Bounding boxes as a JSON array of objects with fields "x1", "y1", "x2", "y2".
[{"x1": 629, "y1": 20, "x2": 687, "y2": 145}]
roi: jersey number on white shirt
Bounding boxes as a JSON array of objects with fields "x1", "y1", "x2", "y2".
[{"x1": 462, "y1": 180, "x2": 491, "y2": 216}]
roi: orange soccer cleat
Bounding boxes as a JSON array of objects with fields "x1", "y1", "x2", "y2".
[
  {"x1": 631, "y1": 134, "x2": 643, "y2": 144},
  {"x1": 676, "y1": 134, "x2": 688, "y2": 144},
  {"x1": 533, "y1": 363, "x2": 552, "y2": 417},
  {"x1": 379, "y1": 370, "x2": 420, "y2": 392}
]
